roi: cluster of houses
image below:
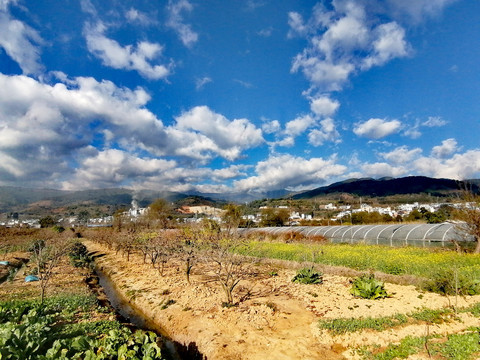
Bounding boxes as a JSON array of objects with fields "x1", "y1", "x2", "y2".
[
  {"x1": 86, "y1": 202, "x2": 226, "y2": 226},
  {"x1": 332, "y1": 201, "x2": 469, "y2": 221},
  {"x1": 1, "y1": 200, "x2": 476, "y2": 228},
  {"x1": 0, "y1": 218, "x2": 41, "y2": 228}
]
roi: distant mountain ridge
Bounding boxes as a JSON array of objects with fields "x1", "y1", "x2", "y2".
[
  {"x1": 292, "y1": 176, "x2": 479, "y2": 199},
  {"x1": 0, "y1": 187, "x2": 219, "y2": 215},
  {"x1": 0, "y1": 176, "x2": 479, "y2": 216}
]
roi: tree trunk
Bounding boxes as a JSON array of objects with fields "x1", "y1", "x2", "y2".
[{"x1": 474, "y1": 239, "x2": 480, "y2": 254}]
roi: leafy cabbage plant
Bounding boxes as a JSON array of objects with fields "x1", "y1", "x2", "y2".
[{"x1": 350, "y1": 274, "x2": 389, "y2": 300}]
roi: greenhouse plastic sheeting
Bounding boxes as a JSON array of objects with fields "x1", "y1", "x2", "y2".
[{"x1": 240, "y1": 223, "x2": 474, "y2": 247}]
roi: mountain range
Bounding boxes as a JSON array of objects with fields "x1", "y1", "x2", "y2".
[
  {"x1": 291, "y1": 176, "x2": 479, "y2": 199},
  {"x1": 0, "y1": 176, "x2": 478, "y2": 216}
]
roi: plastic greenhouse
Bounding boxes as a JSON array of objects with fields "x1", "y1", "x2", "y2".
[{"x1": 240, "y1": 223, "x2": 474, "y2": 247}]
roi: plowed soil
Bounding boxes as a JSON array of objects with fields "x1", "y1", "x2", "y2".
[{"x1": 84, "y1": 241, "x2": 480, "y2": 360}]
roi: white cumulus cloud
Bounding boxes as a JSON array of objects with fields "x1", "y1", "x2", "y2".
[
  {"x1": 0, "y1": 74, "x2": 264, "y2": 187},
  {"x1": 84, "y1": 21, "x2": 172, "y2": 80},
  {"x1": 289, "y1": 1, "x2": 410, "y2": 92},
  {"x1": 310, "y1": 95, "x2": 340, "y2": 117},
  {"x1": 361, "y1": 22, "x2": 410, "y2": 70},
  {"x1": 125, "y1": 8, "x2": 155, "y2": 25},
  {"x1": 384, "y1": 0, "x2": 458, "y2": 24},
  {"x1": 308, "y1": 118, "x2": 340, "y2": 146},
  {"x1": 195, "y1": 76, "x2": 212, "y2": 90},
  {"x1": 233, "y1": 154, "x2": 347, "y2": 192},
  {"x1": 353, "y1": 118, "x2": 402, "y2": 139},
  {"x1": 431, "y1": 138, "x2": 458, "y2": 158},
  {"x1": 413, "y1": 150, "x2": 480, "y2": 180},
  {"x1": 261, "y1": 119, "x2": 281, "y2": 134},
  {"x1": 380, "y1": 146, "x2": 422, "y2": 165},
  {"x1": 285, "y1": 114, "x2": 315, "y2": 138},
  {"x1": 171, "y1": 106, "x2": 264, "y2": 161},
  {"x1": 423, "y1": 116, "x2": 447, "y2": 127},
  {"x1": 361, "y1": 162, "x2": 407, "y2": 178},
  {"x1": 64, "y1": 149, "x2": 177, "y2": 190}
]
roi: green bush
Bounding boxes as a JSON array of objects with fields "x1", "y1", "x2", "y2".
[
  {"x1": 350, "y1": 274, "x2": 389, "y2": 300},
  {"x1": 28, "y1": 239, "x2": 45, "y2": 253},
  {"x1": 52, "y1": 225, "x2": 65, "y2": 233},
  {"x1": 68, "y1": 242, "x2": 90, "y2": 268},
  {"x1": 421, "y1": 269, "x2": 480, "y2": 296},
  {"x1": 292, "y1": 267, "x2": 323, "y2": 284}
]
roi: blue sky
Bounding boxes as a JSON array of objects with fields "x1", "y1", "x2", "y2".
[{"x1": 0, "y1": 0, "x2": 479, "y2": 197}]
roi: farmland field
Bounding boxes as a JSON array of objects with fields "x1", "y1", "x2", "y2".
[{"x1": 1, "y1": 227, "x2": 480, "y2": 359}]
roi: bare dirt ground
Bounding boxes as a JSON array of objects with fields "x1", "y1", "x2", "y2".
[
  {"x1": 0, "y1": 251, "x2": 94, "y2": 302},
  {"x1": 83, "y1": 241, "x2": 480, "y2": 360}
]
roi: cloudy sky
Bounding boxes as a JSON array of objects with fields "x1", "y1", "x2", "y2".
[{"x1": 1, "y1": 0, "x2": 479, "y2": 196}]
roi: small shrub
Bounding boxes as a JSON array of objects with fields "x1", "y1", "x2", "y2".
[
  {"x1": 292, "y1": 267, "x2": 323, "y2": 285},
  {"x1": 422, "y1": 270, "x2": 480, "y2": 296},
  {"x1": 52, "y1": 225, "x2": 65, "y2": 233},
  {"x1": 28, "y1": 239, "x2": 45, "y2": 253},
  {"x1": 350, "y1": 274, "x2": 389, "y2": 300},
  {"x1": 68, "y1": 242, "x2": 90, "y2": 268},
  {"x1": 282, "y1": 231, "x2": 306, "y2": 242}
]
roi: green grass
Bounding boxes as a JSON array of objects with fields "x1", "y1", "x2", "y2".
[
  {"x1": 461, "y1": 302, "x2": 480, "y2": 317},
  {"x1": 357, "y1": 329, "x2": 480, "y2": 360},
  {"x1": 357, "y1": 335, "x2": 426, "y2": 360},
  {"x1": 435, "y1": 329, "x2": 480, "y2": 360},
  {"x1": 319, "y1": 314, "x2": 409, "y2": 335},
  {"x1": 319, "y1": 307, "x2": 455, "y2": 335},
  {"x1": 237, "y1": 241, "x2": 480, "y2": 289},
  {"x1": 409, "y1": 307, "x2": 454, "y2": 323}
]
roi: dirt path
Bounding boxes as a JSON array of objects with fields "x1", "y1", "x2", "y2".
[{"x1": 84, "y1": 241, "x2": 480, "y2": 360}]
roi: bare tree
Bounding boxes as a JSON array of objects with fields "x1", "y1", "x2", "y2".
[
  {"x1": 206, "y1": 234, "x2": 248, "y2": 306},
  {"x1": 455, "y1": 189, "x2": 480, "y2": 253},
  {"x1": 29, "y1": 238, "x2": 73, "y2": 304}
]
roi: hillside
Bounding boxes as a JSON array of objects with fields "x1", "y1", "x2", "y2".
[
  {"x1": 1, "y1": 176, "x2": 478, "y2": 217},
  {"x1": 0, "y1": 187, "x2": 221, "y2": 217},
  {"x1": 292, "y1": 176, "x2": 479, "y2": 200}
]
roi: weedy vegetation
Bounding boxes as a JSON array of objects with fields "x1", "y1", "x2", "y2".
[
  {"x1": 292, "y1": 267, "x2": 323, "y2": 284},
  {"x1": 236, "y1": 240, "x2": 480, "y2": 295}
]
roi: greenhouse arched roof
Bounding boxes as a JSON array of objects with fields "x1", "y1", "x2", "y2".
[{"x1": 240, "y1": 223, "x2": 474, "y2": 247}]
